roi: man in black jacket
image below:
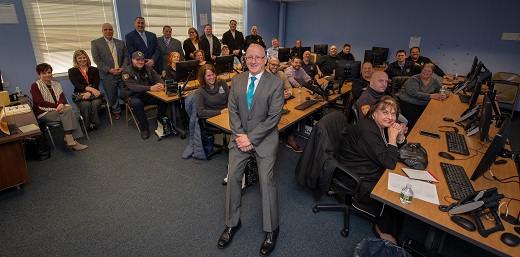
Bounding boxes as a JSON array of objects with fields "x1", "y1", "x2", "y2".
[
  {"x1": 222, "y1": 20, "x2": 245, "y2": 58},
  {"x1": 200, "y1": 24, "x2": 221, "y2": 63},
  {"x1": 245, "y1": 26, "x2": 266, "y2": 50},
  {"x1": 407, "y1": 47, "x2": 448, "y2": 80}
]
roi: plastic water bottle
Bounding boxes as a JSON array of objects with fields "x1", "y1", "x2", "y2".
[
  {"x1": 400, "y1": 184, "x2": 413, "y2": 204},
  {"x1": 454, "y1": 73, "x2": 459, "y2": 81},
  {"x1": 15, "y1": 87, "x2": 22, "y2": 97},
  {"x1": 297, "y1": 87, "x2": 302, "y2": 101},
  {"x1": 439, "y1": 85, "x2": 446, "y2": 96}
]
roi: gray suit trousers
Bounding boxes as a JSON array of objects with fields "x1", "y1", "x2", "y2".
[
  {"x1": 226, "y1": 147, "x2": 279, "y2": 232},
  {"x1": 101, "y1": 77, "x2": 123, "y2": 114},
  {"x1": 38, "y1": 106, "x2": 84, "y2": 139}
]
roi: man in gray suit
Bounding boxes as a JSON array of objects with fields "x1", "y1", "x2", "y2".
[
  {"x1": 217, "y1": 44, "x2": 284, "y2": 256},
  {"x1": 91, "y1": 23, "x2": 129, "y2": 120},
  {"x1": 157, "y1": 25, "x2": 184, "y2": 74}
]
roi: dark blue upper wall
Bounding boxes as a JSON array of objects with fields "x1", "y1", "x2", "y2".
[
  {"x1": 0, "y1": 0, "x2": 279, "y2": 96},
  {"x1": 284, "y1": 0, "x2": 520, "y2": 75}
]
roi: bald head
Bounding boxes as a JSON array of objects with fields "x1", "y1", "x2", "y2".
[{"x1": 370, "y1": 71, "x2": 389, "y2": 93}]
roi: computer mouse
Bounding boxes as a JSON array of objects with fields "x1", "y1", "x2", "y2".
[
  {"x1": 439, "y1": 151, "x2": 455, "y2": 160},
  {"x1": 443, "y1": 117, "x2": 454, "y2": 122},
  {"x1": 500, "y1": 232, "x2": 520, "y2": 247},
  {"x1": 494, "y1": 159, "x2": 508, "y2": 165},
  {"x1": 305, "y1": 96, "x2": 310, "y2": 100},
  {"x1": 515, "y1": 226, "x2": 520, "y2": 235},
  {"x1": 450, "y1": 215, "x2": 476, "y2": 231}
]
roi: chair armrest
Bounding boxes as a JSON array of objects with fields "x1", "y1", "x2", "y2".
[{"x1": 334, "y1": 162, "x2": 362, "y2": 193}]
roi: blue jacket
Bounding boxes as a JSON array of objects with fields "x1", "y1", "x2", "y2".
[
  {"x1": 125, "y1": 30, "x2": 161, "y2": 63},
  {"x1": 182, "y1": 92, "x2": 207, "y2": 160}
]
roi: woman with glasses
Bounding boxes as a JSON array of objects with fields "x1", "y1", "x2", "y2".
[{"x1": 183, "y1": 27, "x2": 200, "y2": 61}]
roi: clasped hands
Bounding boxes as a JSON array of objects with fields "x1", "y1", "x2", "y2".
[
  {"x1": 388, "y1": 123, "x2": 407, "y2": 143},
  {"x1": 56, "y1": 103, "x2": 71, "y2": 112},
  {"x1": 430, "y1": 93, "x2": 447, "y2": 100},
  {"x1": 150, "y1": 83, "x2": 165, "y2": 92},
  {"x1": 236, "y1": 134, "x2": 253, "y2": 152}
]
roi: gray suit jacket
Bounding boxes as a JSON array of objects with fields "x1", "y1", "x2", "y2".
[
  {"x1": 157, "y1": 36, "x2": 184, "y2": 72},
  {"x1": 228, "y1": 71, "x2": 284, "y2": 157},
  {"x1": 91, "y1": 37, "x2": 130, "y2": 80}
]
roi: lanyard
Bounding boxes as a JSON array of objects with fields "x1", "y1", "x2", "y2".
[{"x1": 78, "y1": 67, "x2": 90, "y2": 85}]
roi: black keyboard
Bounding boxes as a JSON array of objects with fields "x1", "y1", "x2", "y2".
[
  {"x1": 446, "y1": 132, "x2": 470, "y2": 155},
  {"x1": 294, "y1": 100, "x2": 318, "y2": 110},
  {"x1": 458, "y1": 94, "x2": 470, "y2": 103},
  {"x1": 440, "y1": 162, "x2": 475, "y2": 200}
]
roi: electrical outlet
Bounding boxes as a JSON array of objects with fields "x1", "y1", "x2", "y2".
[{"x1": 501, "y1": 33, "x2": 520, "y2": 41}]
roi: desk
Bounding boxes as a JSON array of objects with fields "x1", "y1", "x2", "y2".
[
  {"x1": 0, "y1": 111, "x2": 40, "y2": 191},
  {"x1": 370, "y1": 95, "x2": 519, "y2": 257},
  {"x1": 207, "y1": 81, "x2": 352, "y2": 133}
]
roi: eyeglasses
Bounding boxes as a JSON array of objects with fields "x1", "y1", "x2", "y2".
[{"x1": 246, "y1": 55, "x2": 266, "y2": 62}]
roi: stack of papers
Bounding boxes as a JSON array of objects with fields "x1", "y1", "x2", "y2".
[
  {"x1": 387, "y1": 173, "x2": 440, "y2": 205},
  {"x1": 4, "y1": 104, "x2": 31, "y2": 116}
]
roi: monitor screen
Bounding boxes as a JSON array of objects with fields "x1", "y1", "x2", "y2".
[
  {"x1": 372, "y1": 47, "x2": 389, "y2": 63},
  {"x1": 313, "y1": 44, "x2": 328, "y2": 55},
  {"x1": 363, "y1": 50, "x2": 386, "y2": 66},
  {"x1": 298, "y1": 46, "x2": 311, "y2": 58},
  {"x1": 278, "y1": 48, "x2": 291, "y2": 62},
  {"x1": 215, "y1": 55, "x2": 234, "y2": 75},
  {"x1": 175, "y1": 60, "x2": 200, "y2": 83},
  {"x1": 467, "y1": 78, "x2": 483, "y2": 109},
  {"x1": 470, "y1": 116, "x2": 511, "y2": 181},
  {"x1": 466, "y1": 56, "x2": 478, "y2": 78},
  {"x1": 479, "y1": 94, "x2": 492, "y2": 141},
  {"x1": 334, "y1": 60, "x2": 361, "y2": 81}
]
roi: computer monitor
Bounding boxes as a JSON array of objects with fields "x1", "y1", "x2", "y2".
[
  {"x1": 470, "y1": 116, "x2": 511, "y2": 181},
  {"x1": 313, "y1": 44, "x2": 328, "y2": 55},
  {"x1": 175, "y1": 60, "x2": 200, "y2": 83},
  {"x1": 295, "y1": 77, "x2": 328, "y2": 100},
  {"x1": 298, "y1": 46, "x2": 311, "y2": 58},
  {"x1": 334, "y1": 60, "x2": 361, "y2": 82},
  {"x1": 479, "y1": 94, "x2": 493, "y2": 141},
  {"x1": 466, "y1": 56, "x2": 478, "y2": 78},
  {"x1": 372, "y1": 47, "x2": 389, "y2": 63},
  {"x1": 363, "y1": 50, "x2": 386, "y2": 66},
  {"x1": 278, "y1": 48, "x2": 291, "y2": 62},
  {"x1": 467, "y1": 78, "x2": 483, "y2": 109},
  {"x1": 215, "y1": 55, "x2": 234, "y2": 75}
]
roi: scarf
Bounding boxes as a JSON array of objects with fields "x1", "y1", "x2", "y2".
[{"x1": 36, "y1": 79, "x2": 63, "y2": 112}]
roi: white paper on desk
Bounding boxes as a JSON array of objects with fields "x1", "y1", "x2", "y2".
[
  {"x1": 19, "y1": 124, "x2": 40, "y2": 133},
  {"x1": 388, "y1": 173, "x2": 440, "y2": 205}
]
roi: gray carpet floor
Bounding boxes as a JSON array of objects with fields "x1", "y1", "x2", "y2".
[{"x1": 0, "y1": 110, "x2": 502, "y2": 257}]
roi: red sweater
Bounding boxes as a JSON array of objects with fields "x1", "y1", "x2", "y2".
[{"x1": 30, "y1": 82, "x2": 67, "y2": 118}]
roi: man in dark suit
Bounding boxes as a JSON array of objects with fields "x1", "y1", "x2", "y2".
[
  {"x1": 222, "y1": 20, "x2": 245, "y2": 58},
  {"x1": 124, "y1": 17, "x2": 161, "y2": 72},
  {"x1": 199, "y1": 24, "x2": 221, "y2": 63},
  {"x1": 217, "y1": 44, "x2": 284, "y2": 256},
  {"x1": 157, "y1": 25, "x2": 184, "y2": 74},
  {"x1": 91, "y1": 23, "x2": 130, "y2": 120},
  {"x1": 407, "y1": 46, "x2": 448, "y2": 80},
  {"x1": 245, "y1": 26, "x2": 266, "y2": 50}
]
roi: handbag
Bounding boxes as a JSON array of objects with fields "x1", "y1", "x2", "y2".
[
  {"x1": 72, "y1": 91, "x2": 104, "y2": 102},
  {"x1": 398, "y1": 142, "x2": 429, "y2": 169}
]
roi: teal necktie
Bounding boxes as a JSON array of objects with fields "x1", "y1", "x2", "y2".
[{"x1": 247, "y1": 77, "x2": 256, "y2": 111}]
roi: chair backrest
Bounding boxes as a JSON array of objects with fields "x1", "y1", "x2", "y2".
[
  {"x1": 492, "y1": 72, "x2": 520, "y2": 84},
  {"x1": 391, "y1": 76, "x2": 410, "y2": 94}
]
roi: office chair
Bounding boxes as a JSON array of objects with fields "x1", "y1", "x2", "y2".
[
  {"x1": 491, "y1": 72, "x2": 520, "y2": 118},
  {"x1": 198, "y1": 116, "x2": 229, "y2": 160},
  {"x1": 295, "y1": 111, "x2": 366, "y2": 237},
  {"x1": 125, "y1": 102, "x2": 158, "y2": 133},
  {"x1": 391, "y1": 76, "x2": 410, "y2": 94}
]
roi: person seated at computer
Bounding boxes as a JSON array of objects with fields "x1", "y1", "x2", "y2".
[
  {"x1": 193, "y1": 50, "x2": 206, "y2": 66},
  {"x1": 337, "y1": 44, "x2": 355, "y2": 61},
  {"x1": 337, "y1": 95, "x2": 407, "y2": 244},
  {"x1": 285, "y1": 56, "x2": 311, "y2": 88},
  {"x1": 316, "y1": 45, "x2": 338, "y2": 76},
  {"x1": 31, "y1": 63, "x2": 88, "y2": 151},
  {"x1": 290, "y1": 39, "x2": 302, "y2": 58},
  {"x1": 221, "y1": 45, "x2": 242, "y2": 71},
  {"x1": 183, "y1": 27, "x2": 200, "y2": 61},
  {"x1": 161, "y1": 51, "x2": 181, "y2": 80},
  {"x1": 267, "y1": 58, "x2": 302, "y2": 152},
  {"x1": 194, "y1": 64, "x2": 230, "y2": 154},
  {"x1": 384, "y1": 49, "x2": 413, "y2": 81},
  {"x1": 357, "y1": 71, "x2": 408, "y2": 125},
  {"x1": 395, "y1": 63, "x2": 446, "y2": 130},
  {"x1": 301, "y1": 50, "x2": 323, "y2": 80},
  {"x1": 266, "y1": 38, "x2": 280, "y2": 60},
  {"x1": 68, "y1": 50, "x2": 102, "y2": 132},
  {"x1": 351, "y1": 61, "x2": 374, "y2": 100},
  {"x1": 407, "y1": 47, "x2": 448, "y2": 81}
]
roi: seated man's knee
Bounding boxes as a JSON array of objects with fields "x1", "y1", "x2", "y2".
[{"x1": 129, "y1": 98, "x2": 144, "y2": 109}]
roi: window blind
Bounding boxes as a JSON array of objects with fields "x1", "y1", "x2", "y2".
[
  {"x1": 211, "y1": 0, "x2": 244, "y2": 38},
  {"x1": 140, "y1": 0, "x2": 193, "y2": 41}
]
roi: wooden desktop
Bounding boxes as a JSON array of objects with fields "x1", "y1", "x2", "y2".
[
  {"x1": 370, "y1": 94, "x2": 519, "y2": 257},
  {"x1": 0, "y1": 110, "x2": 40, "y2": 191}
]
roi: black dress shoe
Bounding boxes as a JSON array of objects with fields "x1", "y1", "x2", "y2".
[
  {"x1": 141, "y1": 130, "x2": 150, "y2": 140},
  {"x1": 260, "y1": 227, "x2": 279, "y2": 256},
  {"x1": 217, "y1": 220, "x2": 241, "y2": 249}
]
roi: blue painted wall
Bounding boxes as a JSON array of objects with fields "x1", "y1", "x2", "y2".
[{"x1": 284, "y1": 0, "x2": 520, "y2": 77}]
